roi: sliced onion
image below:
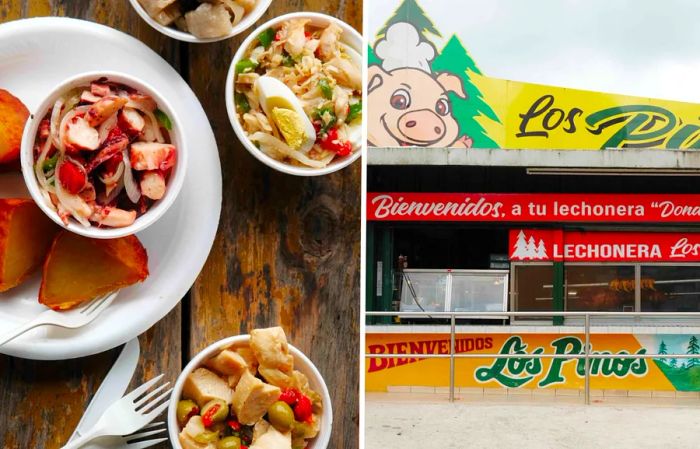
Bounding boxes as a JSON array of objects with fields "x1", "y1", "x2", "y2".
[
  {"x1": 98, "y1": 112, "x2": 118, "y2": 144},
  {"x1": 250, "y1": 132, "x2": 332, "y2": 168},
  {"x1": 100, "y1": 175, "x2": 124, "y2": 205},
  {"x1": 49, "y1": 98, "x2": 65, "y2": 150},
  {"x1": 100, "y1": 159, "x2": 125, "y2": 186},
  {"x1": 122, "y1": 149, "x2": 141, "y2": 203}
]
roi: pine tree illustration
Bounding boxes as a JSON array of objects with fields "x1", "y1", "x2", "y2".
[
  {"x1": 376, "y1": 0, "x2": 441, "y2": 40},
  {"x1": 670, "y1": 358, "x2": 678, "y2": 368},
  {"x1": 526, "y1": 236, "x2": 537, "y2": 258},
  {"x1": 535, "y1": 239, "x2": 548, "y2": 259},
  {"x1": 686, "y1": 336, "x2": 700, "y2": 367},
  {"x1": 431, "y1": 35, "x2": 501, "y2": 149},
  {"x1": 658, "y1": 340, "x2": 669, "y2": 365},
  {"x1": 512, "y1": 231, "x2": 529, "y2": 259}
]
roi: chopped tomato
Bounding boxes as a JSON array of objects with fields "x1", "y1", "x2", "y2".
[
  {"x1": 293, "y1": 394, "x2": 313, "y2": 423},
  {"x1": 279, "y1": 388, "x2": 301, "y2": 406}
]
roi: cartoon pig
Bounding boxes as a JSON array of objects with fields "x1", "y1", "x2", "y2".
[
  {"x1": 368, "y1": 21, "x2": 472, "y2": 148},
  {"x1": 368, "y1": 66, "x2": 472, "y2": 148}
]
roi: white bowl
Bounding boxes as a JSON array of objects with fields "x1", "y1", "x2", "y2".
[
  {"x1": 168, "y1": 334, "x2": 333, "y2": 449},
  {"x1": 20, "y1": 71, "x2": 188, "y2": 239},
  {"x1": 128, "y1": 0, "x2": 272, "y2": 43},
  {"x1": 226, "y1": 12, "x2": 363, "y2": 176}
]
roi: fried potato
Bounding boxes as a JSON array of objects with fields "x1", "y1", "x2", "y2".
[{"x1": 0, "y1": 89, "x2": 29, "y2": 165}]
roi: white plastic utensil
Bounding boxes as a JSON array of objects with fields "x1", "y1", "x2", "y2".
[
  {"x1": 60, "y1": 374, "x2": 172, "y2": 449},
  {"x1": 0, "y1": 291, "x2": 117, "y2": 347},
  {"x1": 80, "y1": 422, "x2": 168, "y2": 449}
]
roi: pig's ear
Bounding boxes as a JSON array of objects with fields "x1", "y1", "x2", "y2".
[
  {"x1": 368, "y1": 65, "x2": 386, "y2": 94},
  {"x1": 436, "y1": 72, "x2": 468, "y2": 99}
]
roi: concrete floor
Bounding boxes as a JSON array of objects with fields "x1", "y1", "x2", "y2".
[{"x1": 365, "y1": 393, "x2": 700, "y2": 449}]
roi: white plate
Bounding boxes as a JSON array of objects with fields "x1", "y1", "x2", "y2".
[{"x1": 0, "y1": 17, "x2": 222, "y2": 360}]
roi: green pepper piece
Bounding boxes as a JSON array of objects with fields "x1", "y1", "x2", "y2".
[
  {"x1": 154, "y1": 109, "x2": 172, "y2": 130},
  {"x1": 235, "y1": 59, "x2": 259, "y2": 74},
  {"x1": 42, "y1": 153, "x2": 59, "y2": 172},
  {"x1": 318, "y1": 78, "x2": 333, "y2": 100},
  {"x1": 282, "y1": 53, "x2": 295, "y2": 67},
  {"x1": 315, "y1": 105, "x2": 337, "y2": 133},
  {"x1": 257, "y1": 28, "x2": 276, "y2": 49},
  {"x1": 234, "y1": 92, "x2": 251, "y2": 113},
  {"x1": 347, "y1": 100, "x2": 362, "y2": 123}
]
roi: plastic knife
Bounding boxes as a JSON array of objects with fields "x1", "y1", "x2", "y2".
[{"x1": 69, "y1": 338, "x2": 140, "y2": 442}]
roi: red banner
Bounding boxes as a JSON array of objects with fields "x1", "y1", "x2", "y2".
[
  {"x1": 367, "y1": 193, "x2": 700, "y2": 222},
  {"x1": 509, "y1": 230, "x2": 700, "y2": 262}
]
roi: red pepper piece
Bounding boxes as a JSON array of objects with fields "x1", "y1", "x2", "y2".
[
  {"x1": 227, "y1": 420, "x2": 241, "y2": 431},
  {"x1": 58, "y1": 158, "x2": 87, "y2": 194},
  {"x1": 279, "y1": 388, "x2": 300, "y2": 406},
  {"x1": 201, "y1": 403, "x2": 221, "y2": 427},
  {"x1": 293, "y1": 394, "x2": 313, "y2": 423}
]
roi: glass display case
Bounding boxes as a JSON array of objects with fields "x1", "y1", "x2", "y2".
[{"x1": 398, "y1": 269, "x2": 508, "y2": 313}]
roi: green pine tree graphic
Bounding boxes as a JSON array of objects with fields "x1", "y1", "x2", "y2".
[
  {"x1": 376, "y1": 0, "x2": 441, "y2": 39},
  {"x1": 658, "y1": 340, "x2": 668, "y2": 364},
  {"x1": 687, "y1": 336, "x2": 700, "y2": 368},
  {"x1": 431, "y1": 35, "x2": 501, "y2": 149}
]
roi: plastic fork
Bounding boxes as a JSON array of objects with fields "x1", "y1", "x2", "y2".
[
  {"x1": 60, "y1": 374, "x2": 172, "y2": 449},
  {"x1": 0, "y1": 291, "x2": 118, "y2": 347},
  {"x1": 81, "y1": 422, "x2": 168, "y2": 449}
]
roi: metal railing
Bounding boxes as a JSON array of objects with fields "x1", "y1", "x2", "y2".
[{"x1": 365, "y1": 311, "x2": 700, "y2": 404}]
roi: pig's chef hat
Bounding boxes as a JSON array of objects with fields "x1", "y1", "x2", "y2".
[{"x1": 375, "y1": 22, "x2": 435, "y2": 73}]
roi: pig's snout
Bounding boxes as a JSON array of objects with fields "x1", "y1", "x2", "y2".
[{"x1": 398, "y1": 109, "x2": 446, "y2": 144}]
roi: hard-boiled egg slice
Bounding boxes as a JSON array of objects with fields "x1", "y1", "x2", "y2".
[{"x1": 255, "y1": 76, "x2": 316, "y2": 154}]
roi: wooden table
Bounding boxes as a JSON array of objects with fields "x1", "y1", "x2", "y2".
[{"x1": 0, "y1": 2, "x2": 361, "y2": 448}]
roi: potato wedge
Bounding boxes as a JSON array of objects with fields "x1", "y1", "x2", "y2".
[
  {"x1": 39, "y1": 232, "x2": 148, "y2": 309},
  {"x1": 0, "y1": 199, "x2": 59, "y2": 292},
  {"x1": 0, "y1": 89, "x2": 29, "y2": 165}
]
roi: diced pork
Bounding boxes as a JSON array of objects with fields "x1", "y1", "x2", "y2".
[
  {"x1": 129, "y1": 142, "x2": 176, "y2": 171},
  {"x1": 65, "y1": 117, "x2": 99, "y2": 151},
  {"x1": 250, "y1": 327, "x2": 294, "y2": 372},
  {"x1": 91, "y1": 82, "x2": 112, "y2": 97},
  {"x1": 118, "y1": 108, "x2": 145, "y2": 137},
  {"x1": 80, "y1": 90, "x2": 102, "y2": 104},
  {"x1": 86, "y1": 96, "x2": 128, "y2": 127},
  {"x1": 205, "y1": 349, "x2": 250, "y2": 377},
  {"x1": 231, "y1": 370, "x2": 281, "y2": 425},
  {"x1": 258, "y1": 367, "x2": 292, "y2": 389},
  {"x1": 139, "y1": 170, "x2": 166, "y2": 200},
  {"x1": 249, "y1": 424, "x2": 292, "y2": 449},
  {"x1": 185, "y1": 3, "x2": 233, "y2": 39},
  {"x1": 183, "y1": 367, "x2": 235, "y2": 408},
  {"x1": 90, "y1": 207, "x2": 136, "y2": 228}
]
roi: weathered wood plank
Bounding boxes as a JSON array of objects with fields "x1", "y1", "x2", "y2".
[
  {"x1": 187, "y1": 2, "x2": 362, "y2": 448},
  {"x1": 0, "y1": 2, "x2": 183, "y2": 448}
]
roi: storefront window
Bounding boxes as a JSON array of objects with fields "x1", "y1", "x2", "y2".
[
  {"x1": 565, "y1": 265, "x2": 635, "y2": 312},
  {"x1": 450, "y1": 272, "x2": 507, "y2": 312},
  {"x1": 513, "y1": 264, "x2": 554, "y2": 312},
  {"x1": 641, "y1": 265, "x2": 700, "y2": 312},
  {"x1": 399, "y1": 271, "x2": 448, "y2": 312}
]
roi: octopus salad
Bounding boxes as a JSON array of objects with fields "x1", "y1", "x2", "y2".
[
  {"x1": 234, "y1": 19, "x2": 362, "y2": 169},
  {"x1": 33, "y1": 78, "x2": 177, "y2": 228}
]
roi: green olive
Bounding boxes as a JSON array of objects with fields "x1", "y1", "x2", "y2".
[
  {"x1": 210, "y1": 421, "x2": 227, "y2": 433},
  {"x1": 176, "y1": 400, "x2": 199, "y2": 425},
  {"x1": 217, "y1": 436, "x2": 242, "y2": 449},
  {"x1": 201, "y1": 399, "x2": 229, "y2": 424},
  {"x1": 267, "y1": 401, "x2": 295, "y2": 432},
  {"x1": 292, "y1": 421, "x2": 314, "y2": 438},
  {"x1": 194, "y1": 430, "x2": 219, "y2": 444}
]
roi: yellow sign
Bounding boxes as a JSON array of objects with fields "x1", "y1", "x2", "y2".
[
  {"x1": 366, "y1": 333, "x2": 700, "y2": 392},
  {"x1": 477, "y1": 76, "x2": 700, "y2": 150}
]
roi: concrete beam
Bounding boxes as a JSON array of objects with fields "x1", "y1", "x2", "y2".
[{"x1": 367, "y1": 147, "x2": 700, "y2": 169}]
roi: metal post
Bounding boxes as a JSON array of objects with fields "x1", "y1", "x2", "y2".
[
  {"x1": 584, "y1": 313, "x2": 590, "y2": 405},
  {"x1": 449, "y1": 315, "x2": 456, "y2": 402}
]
